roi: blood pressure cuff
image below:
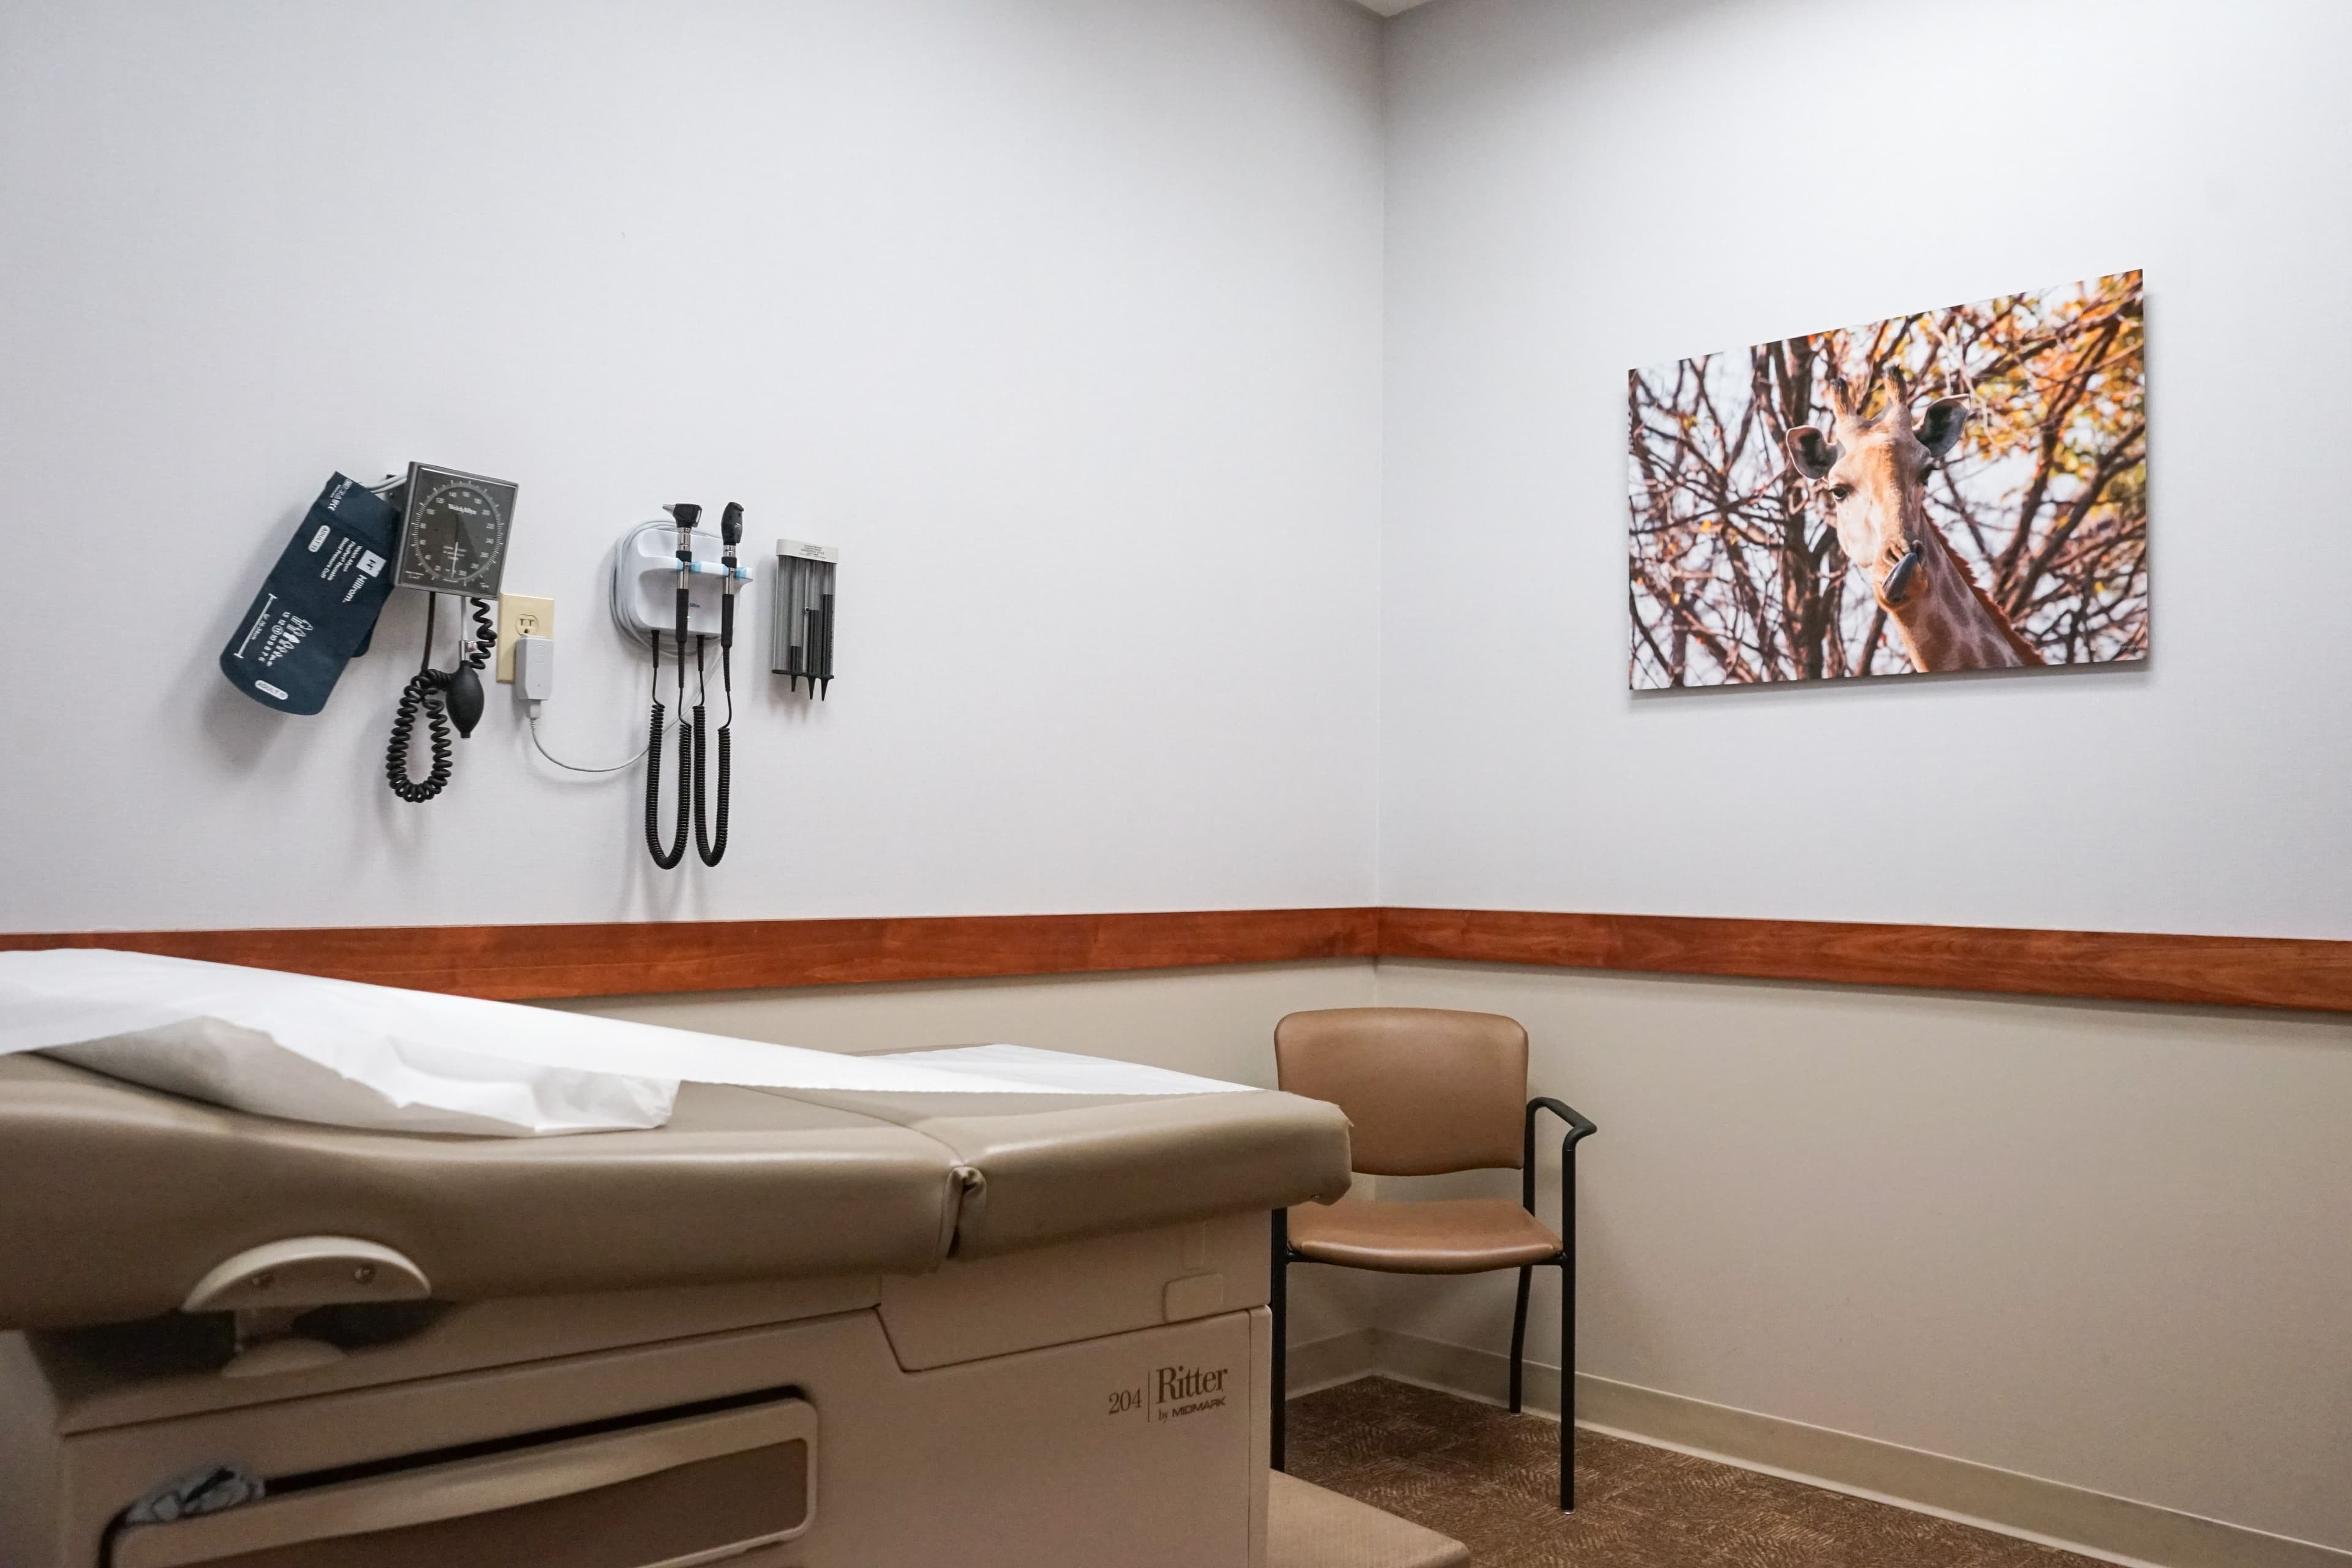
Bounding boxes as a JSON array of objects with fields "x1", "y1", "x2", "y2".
[{"x1": 219, "y1": 474, "x2": 400, "y2": 715}]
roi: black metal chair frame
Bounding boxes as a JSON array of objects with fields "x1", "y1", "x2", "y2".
[{"x1": 1271, "y1": 1096, "x2": 1597, "y2": 1510}]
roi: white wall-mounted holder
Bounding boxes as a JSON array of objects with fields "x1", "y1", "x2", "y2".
[{"x1": 610, "y1": 520, "x2": 753, "y2": 644}]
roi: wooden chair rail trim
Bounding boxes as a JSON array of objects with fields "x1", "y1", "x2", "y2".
[
  {"x1": 1, "y1": 908, "x2": 2345, "y2": 1012},
  {"x1": 1376, "y1": 908, "x2": 2352, "y2": 1015},
  {"x1": 0, "y1": 910, "x2": 1384, "y2": 1002}
]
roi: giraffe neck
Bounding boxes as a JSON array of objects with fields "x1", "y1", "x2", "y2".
[{"x1": 1887, "y1": 530, "x2": 2033, "y2": 673}]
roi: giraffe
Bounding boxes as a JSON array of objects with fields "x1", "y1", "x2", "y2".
[{"x1": 1784, "y1": 368, "x2": 2043, "y2": 673}]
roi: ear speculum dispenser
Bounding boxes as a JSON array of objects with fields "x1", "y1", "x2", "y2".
[{"x1": 772, "y1": 540, "x2": 839, "y2": 697}]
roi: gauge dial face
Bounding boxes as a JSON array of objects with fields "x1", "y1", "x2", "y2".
[{"x1": 394, "y1": 467, "x2": 515, "y2": 596}]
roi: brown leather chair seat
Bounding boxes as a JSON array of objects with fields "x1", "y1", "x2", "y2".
[{"x1": 1286, "y1": 1197, "x2": 1560, "y2": 1275}]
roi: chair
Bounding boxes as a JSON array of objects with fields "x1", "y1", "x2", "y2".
[{"x1": 1268, "y1": 1007, "x2": 1597, "y2": 1511}]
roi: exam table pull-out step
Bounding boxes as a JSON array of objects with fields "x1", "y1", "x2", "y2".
[{"x1": 108, "y1": 1394, "x2": 814, "y2": 1568}]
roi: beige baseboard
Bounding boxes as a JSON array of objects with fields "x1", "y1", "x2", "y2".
[
  {"x1": 1283, "y1": 1325, "x2": 1382, "y2": 1396},
  {"x1": 1284, "y1": 1328, "x2": 2350, "y2": 1568}
]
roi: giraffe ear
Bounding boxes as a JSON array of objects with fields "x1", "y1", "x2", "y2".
[
  {"x1": 1917, "y1": 398, "x2": 1969, "y2": 459},
  {"x1": 1785, "y1": 425, "x2": 1839, "y2": 480}
]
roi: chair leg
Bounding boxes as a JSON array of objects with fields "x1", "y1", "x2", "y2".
[
  {"x1": 1270, "y1": 1208, "x2": 1288, "y2": 1472},
  {"x1": 1561, "y1": 1129, "x2": 1578, "y2": 1510},
  {"x1": 1559, "y1": 1257, "x2": 1573, "y2": 1511},
  {"x1": 1508, "y1": 1265, "x2": 1531, "y2": 1414}
]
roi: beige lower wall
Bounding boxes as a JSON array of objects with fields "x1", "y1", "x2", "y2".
[
  {"x1": 551, "y1": 954, "x2": 2352, "y2": 1553},
  {"x1": 552, "y1": 960, "x2": 1389, "y2": 1350},
  {"x1": 1368, "y1": 960, "x2": 2352, "y2": 1555}
]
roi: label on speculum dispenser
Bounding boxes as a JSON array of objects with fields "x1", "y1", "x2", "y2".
[{"x1": 219, "y1": 473, "x2": 401, "y2": 715}]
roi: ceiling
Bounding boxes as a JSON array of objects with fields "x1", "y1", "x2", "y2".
[{"x1": 1349, "y1": 0, "x2": 1438, "y2": 15}]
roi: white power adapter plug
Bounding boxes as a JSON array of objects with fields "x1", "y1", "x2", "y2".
[
  {"x1": 514, "y1": 633, "x2": 554, "y2": 707},
  {"x1": 518, "y1": 632, "x2": 649, "y2": 776}
]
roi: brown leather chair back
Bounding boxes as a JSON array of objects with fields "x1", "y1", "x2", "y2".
[{"x1": 1273, "y1": 1008, "x2": 1527, "y2": 1175}]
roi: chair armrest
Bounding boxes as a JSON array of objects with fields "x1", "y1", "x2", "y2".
[
  {"x1": 1523, "y1": 1096, "x2": 1597, "y2": 1216},
  {"x1": 1528, "y1": 1096, "x2": 1596, "y2": 1143}
]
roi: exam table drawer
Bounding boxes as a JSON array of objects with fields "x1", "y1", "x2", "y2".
[{"x1": 107, "y1": 1397, "x2": 813, "y2": 1568}]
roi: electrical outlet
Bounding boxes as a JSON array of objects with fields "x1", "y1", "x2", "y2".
[{"x1": 496, "y1": 594, "x2": 554, "y2": 683}]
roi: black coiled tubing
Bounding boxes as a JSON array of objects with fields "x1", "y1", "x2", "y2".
[
  {"x1": 692, "y1": 634, "x2": 731, "y2": 865},
  {"x1": 386, "y1": 597, "x2": 494, "y2": 804},
  {"x1": 643, "y1": 630, "x2": 692, "y2": 869}
]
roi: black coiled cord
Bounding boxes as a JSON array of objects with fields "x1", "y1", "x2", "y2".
[
  {"x1": 386, "y1": 597, "x2": 494, "y2": 804},
  {"x1": 644, "y1": 630, "x2": 692, "y2": 867},
  {"x1": 692, "y1": 635, "x2": 732, "y2": 865},
  {"x1": 385, "y1": 667, "x2": 454, "y2": 802}
]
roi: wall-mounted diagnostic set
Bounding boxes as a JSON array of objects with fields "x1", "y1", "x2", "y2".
[
  {"x1": 221, "y1": 463, "x2": 838, "y2": 869},
  {"x1": 609, "y1": 505, "x2": 752, "y2": 868}
]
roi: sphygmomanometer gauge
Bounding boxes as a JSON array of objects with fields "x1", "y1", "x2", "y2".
[{"x1": 393, "y1": 463, "x2": 517, "y2": 598}]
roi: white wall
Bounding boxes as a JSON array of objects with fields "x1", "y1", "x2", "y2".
[
  {"x1": 1377, "y1": 1, "x2": 2352, "y2": 1552},
  {"x1": 1379, "y1": 0, "x2": 2352, "y2": 940},
  {"x1": 0, "y1": 0, "x2": 1384, "y2": 931}
]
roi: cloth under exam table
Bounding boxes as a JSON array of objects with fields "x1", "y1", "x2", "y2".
[{"x1": 0, "y1": 1042, "x2": 1412, "y2": 1567}]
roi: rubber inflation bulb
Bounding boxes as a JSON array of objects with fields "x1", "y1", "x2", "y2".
[{"x1": 445, "y1": 664, "x2": 484, "y2": 737}]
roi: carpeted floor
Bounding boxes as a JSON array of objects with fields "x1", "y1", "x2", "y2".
[{"x1": 1284, "y1": 1378, "x2": 2106, "y2": 1567}]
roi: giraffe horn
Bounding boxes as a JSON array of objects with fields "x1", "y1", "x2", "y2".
[
  {"x1": 1825, "y1": 365, "x2": 1857, "y2": 424},
  {"x1": 1881, "y1": 367, "x2": 1910, "y2": 429}
]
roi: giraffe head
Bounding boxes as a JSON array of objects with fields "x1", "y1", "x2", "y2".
[{"x1": 1784, "y1": 368, "x2": 1968, "y2": 615}]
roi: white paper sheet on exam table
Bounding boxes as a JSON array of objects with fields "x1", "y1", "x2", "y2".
[{"x1": 0, "y1": 949, "x2": 1250, "y2": 1137}]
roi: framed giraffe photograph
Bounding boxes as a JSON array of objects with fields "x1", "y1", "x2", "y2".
[{"x1": 1625, "y1": 270, "x2": 2146, "y2": 688}]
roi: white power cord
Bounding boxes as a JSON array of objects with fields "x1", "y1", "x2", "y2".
[
  {"x1": 527, "y1": 712, "x2": 652, "y2": 775},
  {"x1": 514, "y1": 633, "x2": 660, "y2": 775}
]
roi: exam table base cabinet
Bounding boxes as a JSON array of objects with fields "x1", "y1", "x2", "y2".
[{"x1": 0, "y1": 1215, "x2": 1276, "y2": 1568}]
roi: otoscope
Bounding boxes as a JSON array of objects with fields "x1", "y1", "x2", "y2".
[
  {"x1": 692, "y1": 502, "x2": 742, "y2": 866},
  {"x1": 643, "y1": 503, "x2": 696, "y2": 869}
]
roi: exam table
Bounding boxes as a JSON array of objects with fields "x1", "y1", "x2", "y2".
[{"x1": 0, "y1": 1052, "x2": 1360, "y2": 1567}]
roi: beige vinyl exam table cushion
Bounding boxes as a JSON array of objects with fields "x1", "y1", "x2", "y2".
[{"x1": 0, "y1": 1052, "x2": 1352, "y2": 1333}]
